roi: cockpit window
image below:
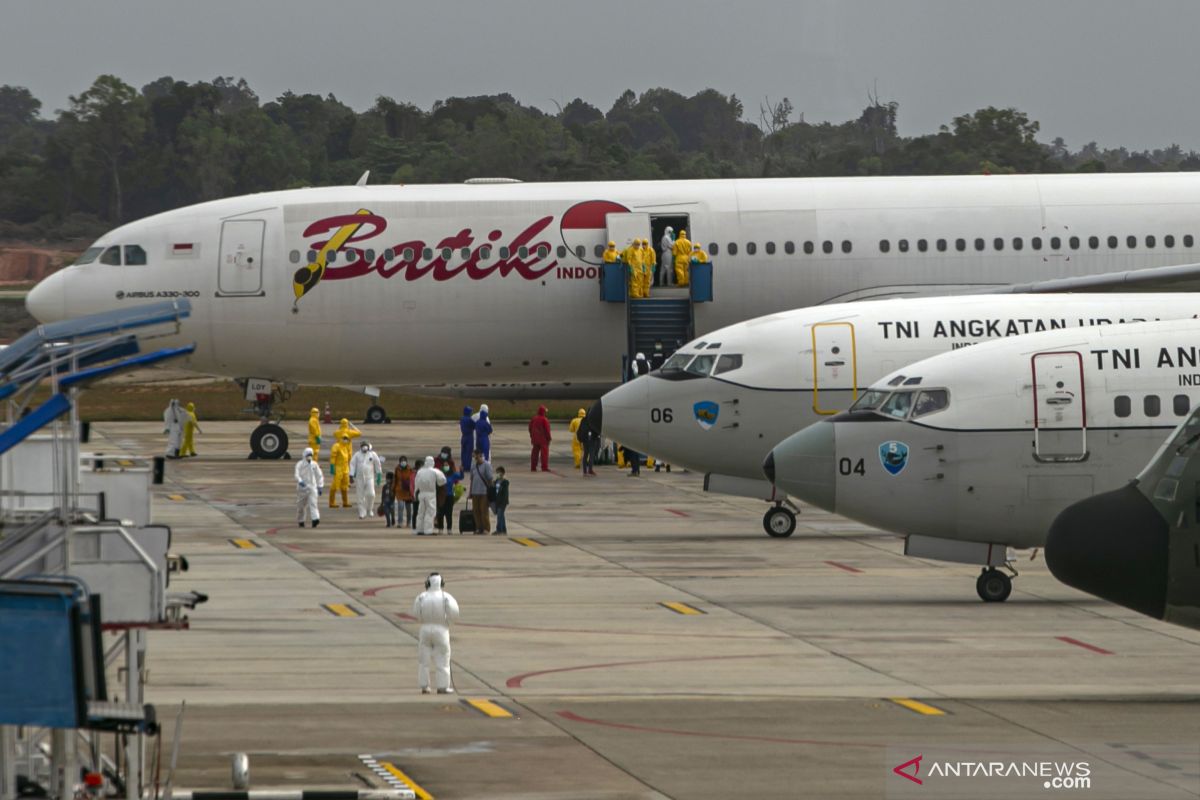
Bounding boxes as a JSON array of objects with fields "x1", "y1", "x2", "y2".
[
  {"x1": 850, "y1": 389, "x2": 889, "y2": 412},
  {"x1": 880, "y1": 391, "x2": 914, "y2": 419},
  {"x1": 124, "y1": 245, "x2": 147, "y2": 265},
  {"x1": 713, "y1": 354, "x2": 743, "y2": 375},
  {"x1": 685, "y1": 354, "x2": 716, "y2": 377},
  {"x1": 912, "y1": 389, "x2": 949, "y2": 418},
  {"x1": 705, "y1": 342, "x2": 722, "y2": 350},
  {"x1": 99, "y1": 246, "x2": 121, "y2": 266},
  {"x1": 692, "y1": 341, "x2": 708, "y2": 350},
  {"x1": 74, "y1": 246, "x2": 103, "y2": 265},
  {"x1": 661, "y1": 353, "x2": 693, "y2": 373},
  {"x1": 887, "y1": 375, "x2": 906, "y2": 387},
  {"x1": 903, "y1": 376, "x2": 923, "y2": 386}
]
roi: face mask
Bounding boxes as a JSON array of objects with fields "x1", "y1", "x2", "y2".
[
  {"x1": 442, "y1": 466, "x2": 450, "y2": 473},
  {"x1": 400, "y1": 460, "x2": 407, "y2": 467},
  {"x1": 361, "y1": 446, "x2": 368, "y2": 452},
  {"x1": 306, "y1": 455, "x2": 312, "y2": 461}
]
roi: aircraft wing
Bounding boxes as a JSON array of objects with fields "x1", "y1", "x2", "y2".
[{"x1": 986, "y1": 261, "x2": 1200, "y2": 294}]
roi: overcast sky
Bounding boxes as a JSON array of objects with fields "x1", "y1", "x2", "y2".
[{"x1": 2, "y1": 0, "x2": 1195, "y2": 151}]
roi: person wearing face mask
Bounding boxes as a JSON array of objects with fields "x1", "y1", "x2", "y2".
[
  {"x1": 436, "y1": 460, "x2": 463, "y2": 533},
  {"x1": 393, "y1": 455, "x2": 416, "y2": 529},
  {"x1": 329, "y1": 434, "x2": 353, "y2": 508},
  {"x1": 349, "y1": 441, "x2": 382, "y2": 520},
  {"x1": 294, "y1": 447, "x2": 324, "y2": 528},
  {"x1": 474, "y1": 405, "x2": 493, "y2": 461},
  {"x1": 414, "y1": 456, "x2": 446, "y2": 535}
]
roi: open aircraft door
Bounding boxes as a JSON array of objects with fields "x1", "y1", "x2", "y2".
[
  {"x1": 217, "y1": 219, "x2": 265, "y2": 296},
  {"x1": 809, "y1": 322, "x2": 858, "y2": 415},
  {"x1": 605, "y1": 213, "x2": 651, "y2": 253},
  {"x1": 1031, "y1": 351, "x2": 1088, "y2": 461}
]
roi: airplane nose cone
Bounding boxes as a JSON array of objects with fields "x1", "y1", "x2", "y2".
[
  {"x1": 1045, "y1": 483, "x2": 1169, "y2": 619},
  {"x1": 767, "y1": 422, "x2": 836, "y2": 512},
  {"x1": 26, "y1": 269, "x2": 67, "y2": 323}
]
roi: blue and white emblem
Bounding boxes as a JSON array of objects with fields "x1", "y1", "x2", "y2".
[
  {"x1": 693, "y1": 401, "x2": 720, "y2": 431},
  {"x1": 879, "y1": 441, "x2": 909, "y2": 476}
]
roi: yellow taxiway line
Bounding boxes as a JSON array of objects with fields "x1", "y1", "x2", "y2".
[
  {"x1": 889, "y1": 697, "x2": 947, "y2": 716},
  {"x1": 660, "y1": 601, "x2": 705, "y2": 615},
  {"x1": 322, "y1": 603, "x2": 363, "y2": 618},
  {"x1": 379, "y1": 761, "x2": 434, "y2": 800},
  {"x1": 463, "y1": 698, "x2": 514, "y2": 718}
]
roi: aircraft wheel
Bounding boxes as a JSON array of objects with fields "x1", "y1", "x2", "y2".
[
  {"x1": 365, "y1": 404, "x2": 388, "y2": 424},
  {"x1": 763, "y1": 507, "x2": 796, "y2": 538},
  {"x1": 976, "y1": 568, "x2": 1012, "y2": 603},
  {"x1": 250, "y1": 423, "x2": 289, "y2": 460}
]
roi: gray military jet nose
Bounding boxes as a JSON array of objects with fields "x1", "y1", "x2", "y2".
[{"x1": 766, "y1": 421, "x2": 836, "y2": 512}]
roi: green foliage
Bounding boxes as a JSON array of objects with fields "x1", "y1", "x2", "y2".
[{"x1": 0, "y1": 77, "x2": 1198, "y2": 240}]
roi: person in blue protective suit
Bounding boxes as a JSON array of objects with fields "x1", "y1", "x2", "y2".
[
  {"x1": 474, "y1": 405, "x2": 493, "y2": 461},
  {"x1": 459, "y1": 406, "x2": 475, "y2": 467}
]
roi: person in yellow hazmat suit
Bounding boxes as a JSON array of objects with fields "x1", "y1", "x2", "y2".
[
  {"x1": 567, "y1": 408, "x2": 586, "y2": 469},
  {"x1": 623, "y1": 239, "x2": 643, "y2": 299},
  {"x1": 602, "y1": 241, "x2": 619, "y2": 263},
  {"x1": 640, "y1": 239, "x2": 655, "y2": 297},
  {"x1": 334, "y1": 418, "x2": 361, "y2": 445},
  {"x1": 673, "y1": 229, "x2": 693, "y2": 287},
  {"x1": 307, "y1": 407, "x2": 322, "y2": 459},
  {"x1": 180, "y1": 402, "x2": 202, "y2": 457},
  {"x1": 692, "y1": 243, "x2": 709, "y2": 263},
  {"x1": 329, "y1": 434, "x2": 353, "y2": 508}
]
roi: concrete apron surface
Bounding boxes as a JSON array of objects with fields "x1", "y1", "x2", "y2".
[{"x1": 90, "y1": 421, "x2": 1200, "y2": 800}]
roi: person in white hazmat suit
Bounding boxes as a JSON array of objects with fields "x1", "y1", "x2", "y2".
[
  {"x1": 349, "y1": 442, "x2": 382, "y2": 519},
  {"x1": 294, "y1": 447, "x2": 324, "y2": 528},
  {"x1": 414, "y1": 456, "x2": 446, "y2": 534},
  {"x1": 412, "y1": 573, "x2": 460, "y2": 693},
  {"x1": 659, "y1": 227, "x2": 675, "y2": 286},
  {"x1": 162, "y1": 399, "x2": 185, "y2": 458}
]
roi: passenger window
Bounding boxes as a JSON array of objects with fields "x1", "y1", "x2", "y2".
[
  {"x1": 439, "y1": 247, "x2": 451, "y2": 260},
  {"x1": 401, "y1": 248, "x2": 413, "y2": 261},
  {"x1": 803, "y1": 241, "x2": 814, "y2": 255},
  {"x1": 912, "y1": 390, "x2": 949, "y2": 417},
  {"x1": 824, "y1": 240, "x2": 834, "y2": 254},
  {"x1": 74, "y1": 246, "x2": 104, "y2": 265},
  {"x1": 480, "y1": 247, "x2": 492, "y2": 260},
  {"x1": 974, "y1": 238, "x2": 985, "y2": 252},
  {"x1": 1069, "y1": 236, "x2": 1080, "y2": 249},
  {"x1": 1114, "y1": 395, "x2": 1131, "y2": 418},
  {"x1": 537, "y1": 245, "x2": 550, "y2": 258},
  {"x1": 288, "y1": 250, "x2": 300, "y2": 264},
  {"x1": 713, "y1": 354, "x2": 743, "y2": 374},
  {"x1": 708, "y1": 243, "x2": 718, "y2": 256},
  {"x1": 765, "y1": 241, "x2": 776, "y2": 255},
  {"x1": 784, "y1": 241, "x2": 795, "y2": 255},
  {"x1": 727, "y1": 242, "x2": 738, "y2": 255},
  {"x1": 880, "y1": 391, "x2": 913, "y2": 419},
  {"x1": 1126, "y1": 235, "x2": 1137, "y2": 249},
  {"x1": 936, "y1": 239, "x2": 947, "y2": 252},
  {"x1": 898, "y1": 239, "x2": 909, "y2": 253},
  {"x1": 518, "y1": 246, "x2": 529, "y2": 258},
  {"x1": 1012, "y1": 237, "x2": 1023, "y2": 251},
  {"x1": 1146, "y1": 235, "x2": 1156, "y2": 248},
  {"x1": 307, "y1": 250, "x2": 317, "y2": 263},
  {"x1": 841, "y1": 240, "x2": 851, "y2": 254},
  {"x1": 1145, "y1": 395, "x2": 1161, "y2": 417},
  {"x1": 499, "y1": 247, "x2": 510, "y2": 259},
  {"x1": 1050, "y1": 236, "x2": 1061, "y2": 250},
  {"x1": 99, "y1": 246, "x2": 121, "y2": 266},
  {"x1": 685, "y1": 354, "x2": 716, "y2": 377},
  {"x1": 1165, "y1": 234, "x2": 1176, "y2": 248},
  {"x1": 1186, "y1": 235, "x2": 1195, "y2": 247},
  {"x1": 746, "y1": 242, "x2": 757, "y2": 255},
  {"x1": 993, "y1": 237, "x2": 1004, "y2": 251},
  {"x1": 1031, "y1": 237, "x2": 1042, "y2": 250},
  {"x1": 1175, "y1": 395, "x2": 1190, "y2": 416},
  {"x1": 594, "y1": 244, "x2": 605, "y2": 258},
  {"x1": 556, "y1": 245, "x2": 566, "y2": 258},
  {"x1": 955, "y1": 238, "x2": 966, "y2": 252},
  {"x1": 1107, "y1": 235, "x2": 1118, "y2": 249},
  {"x1": 917, "y1": 239, "x2": 928, "y2": 252},
  {"x1": 879, "y1": 239, "x2": 891, "y2": 253},
  {"x1": 423, "y1": 248, "x2": 434, "y2": 260},
  {"x1": 1088, "y1": 236, "x2": 1099, "y2": 249},
  {"x1": 365, "y1": 249, "x2": 376, "y2": 262},
  {"x1": 327, "y1": 250, "x2": 337, "y2": 263}
]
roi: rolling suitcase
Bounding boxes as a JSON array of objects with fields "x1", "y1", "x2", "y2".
[{"x1": 458, "y1": 508, "x2": 475, "y2": 534}]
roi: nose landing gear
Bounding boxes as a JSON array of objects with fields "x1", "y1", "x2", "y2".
[
  {"x1": 976, "y1": 566, "x2": 1015, "y2": 602},
  {"x1": 763, "y1": 502, "x2": 798, "y2": 538}
]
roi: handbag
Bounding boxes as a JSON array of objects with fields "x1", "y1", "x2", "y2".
[{"x1": 475, "y1": 464, "x2": 496, "y2": 501}]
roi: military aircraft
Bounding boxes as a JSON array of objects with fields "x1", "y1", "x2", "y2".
[
  {"x1": 27, "y1": 172, "x2": 1200, "y2": 457},
  {"x1": 766, "y1": 318, "x2": 1200, "y2": 601},
  {"x1": 595, "y1": 293, "x2": 1200, "y2": 537},
  {"x1": 1046, "y1": 407, "x2": 1200, "y2": 629}
]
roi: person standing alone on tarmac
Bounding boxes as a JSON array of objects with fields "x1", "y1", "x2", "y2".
[
  {"x1": 295, "y1": 447, "x2": 324, "y2": 528},
  {"x1": 307, "y1": 407, "x2": 322, "y2": 460},
  {"x1": 414, "y1": 456, "x2": 445, "y2": 535},
  {"x1": 413, "y1": 573, "x2": 460, "y2": 694},
  {"x1": 180, "y1": 402, "x2": 202, "y2": 457},
  {"x1": 468, "y1": 450, "x2": 494, "y2": 534},
  {"x1": 493, "y1": 467, "x2": 509, "y2": 535},
  {"x1": 162, "y1": 399, "x2": 184, "y2": 458},
  {"x1": 528, "y1": 404, "x2": 551, "y2": 471}
]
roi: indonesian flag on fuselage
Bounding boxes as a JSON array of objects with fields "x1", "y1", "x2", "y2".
[{"x1": 559, "y1": 200, "x2": 629, "y2": 265}]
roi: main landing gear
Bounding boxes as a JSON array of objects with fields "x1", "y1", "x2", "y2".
[
  {"x1": 240, "y1": 380, "x2": 291, "y2": 460},
  {"x1": 763, "y1": 501, "x2": 798, "y2": 538},
  {"x1": 364, "y1": 404, "x2": 390, "y2": 424},
  {"x1": 976, "y1": 566, "x2": 1016, "y2": 603}
]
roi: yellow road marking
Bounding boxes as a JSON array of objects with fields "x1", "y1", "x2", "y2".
[
  {"x1": 117, "y1": 459, "x2": 134, "y2": 467},
  {"x1": 167, "y1": 493, "x2": 185, "y2": 501},
  {"x1": 464, "y1": 698, "x2": 514, "y2": 718},
  {"x1": 889, "y1": 697, "x2": 946, "y2": 716},
  {"x1": 379, "y1": 761, "x2": 433, "y2": 800},
  {"x1": 322, "y1": 603, "x2": 363, "y2": 618},
  {"x1": 228, "y1": 538, "x2": 259, "y2": 549},
  {"x1": 512, "y1": 537, "x2": 543, "y2": 547},
  {"x1": 660, "y1": 601, "x2": 705, "y2": 615}
]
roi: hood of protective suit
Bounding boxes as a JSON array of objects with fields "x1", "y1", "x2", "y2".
[
  {"x1": 536, "y1": 405, "x2": 547, "y2": 416},
  {"x1": 480, "y1": 403, "x2": 489, "y2": 414},
  {"x1": 478, "y1": 409, "x2": 489, "y2": 421},
  {"x1": 424, "y1": 456, "x2": 435, "y2": 468},
  {"x1": 577, "y1": 408, "x2": 586, "y2": 418},
  {"x1": 303, "y1": 447, "x2": 314, "y2": 458},
  {"x1": 427, "y1": 574, "x2": 442, "y2": 590},
  {"x1": 635, "y1": 353, "x2": 646, "y2": 361},
  {"x1": 186, "y1": 402, "x2": 195, "y2": 411},
  {"x1": 310, "y1": 408, "x2": 319, "y2": 416},
  {"x1": 340, "y1": 418, "x2": 349, "y2": 426},
  {"x1": 462, "y1": 406, "x2": 473, "y2": 416}
]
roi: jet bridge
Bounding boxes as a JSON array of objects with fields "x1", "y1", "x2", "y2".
[{"x1": 0, "y1": 300, "x2": 202, "y2": 800}]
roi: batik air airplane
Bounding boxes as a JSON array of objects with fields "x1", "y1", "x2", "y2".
[{"x1": 25, "y1": 172, "x2": 1200, "y2": 457}]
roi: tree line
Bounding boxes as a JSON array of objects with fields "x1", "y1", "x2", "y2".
[{"x1": 1, "y1": 75, "x2": 1197, "y2": 241}]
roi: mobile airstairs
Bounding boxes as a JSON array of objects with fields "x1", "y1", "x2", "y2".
[{"x1": 0, "y1": 301, "x2": 206, "y2": 800}]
